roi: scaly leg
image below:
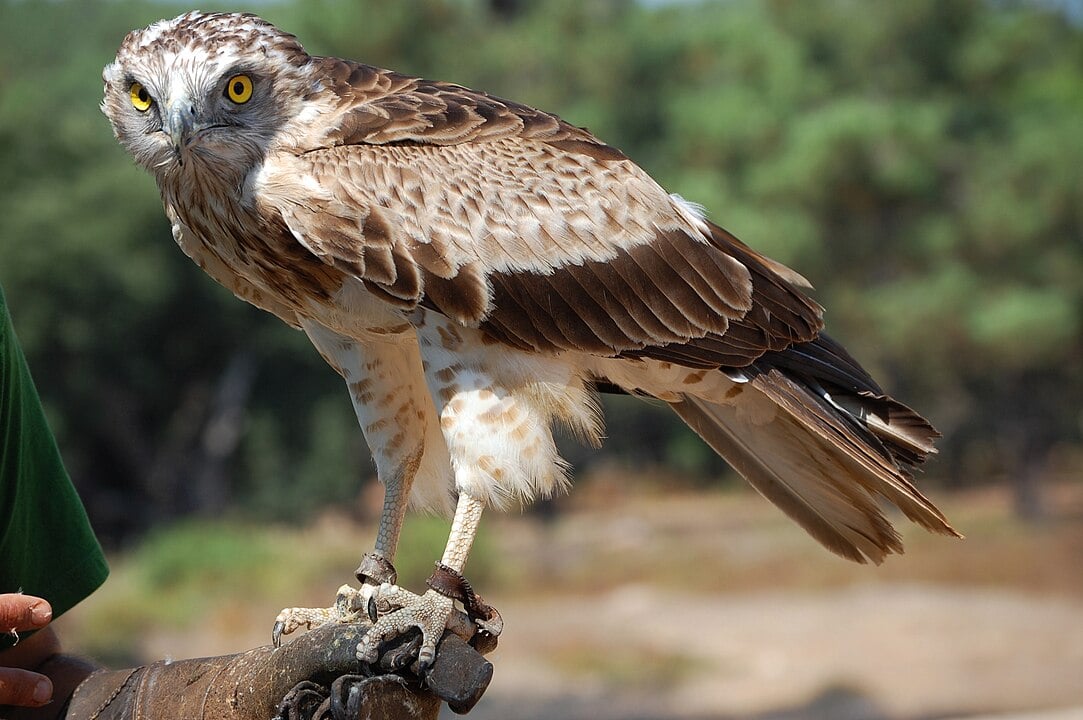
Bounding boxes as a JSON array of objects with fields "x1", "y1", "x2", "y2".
[
  {"x1": 271, "y1": 462, "x2": 416, "y2": 645},
  {"x1": 356, "y1": 492, "x2": 486, "y2": 668},
  {"x1": 355, "y1": 454, "x2": 416, "y2": 587},
  {"x1": 273, "y1": 322, "x2": 436, "y2": 646}
]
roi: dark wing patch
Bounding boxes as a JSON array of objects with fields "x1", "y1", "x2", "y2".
[
  {"x1": 479, "y1": 230, "x2": 754, "y2": 356},
  {"x1": 617, "y1": 221, "x2": 824, "y2": 368},
  {"x1": 420, "y1": 261, "x2": 489, "y2": 326}
]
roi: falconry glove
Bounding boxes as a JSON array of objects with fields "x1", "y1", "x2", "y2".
[{"x1": 62, "y1": 624, "x2": 491, "y2": 720}]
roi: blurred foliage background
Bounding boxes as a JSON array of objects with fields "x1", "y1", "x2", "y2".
[{"x1": 0, "y1": 0, "x2": 1081, "y2": 550}]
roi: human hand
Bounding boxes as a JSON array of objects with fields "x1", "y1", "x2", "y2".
[{"x1": 0, "y1": 594, "x2": 54, "y2": 707}]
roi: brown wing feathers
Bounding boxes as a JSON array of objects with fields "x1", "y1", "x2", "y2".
[
  {"x1": 314, "y1": 58, "x2": 593, "y2": 148},
  {"x1": 481, "y1": 231, "x2": 755, "y2": 356},
  {"x1": 617, "y1": 221, "x2": 822, "y2": 368},
  {"x1": 293, "y1": 61, "x2": 788, "y2": 360},
  {"x1": 292, "y1": 61, "x2": 839, "y2": 385}
]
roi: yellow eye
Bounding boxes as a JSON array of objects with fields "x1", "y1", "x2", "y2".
[
  {"x1": 225, "y1": 74, "x2": 253, "y2": 104},
  {"x1": 130, "y1": 82, "x2": 153, "y2": 112}
]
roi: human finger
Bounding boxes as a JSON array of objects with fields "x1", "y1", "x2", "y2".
[
  {"x1": 0, "y1": 667, "x2": 52, "y2": 707},
  {"x1": 0, "y1": 594, "x2": 52, "y2": 633}
]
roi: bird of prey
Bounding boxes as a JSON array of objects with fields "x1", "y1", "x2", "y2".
[{"x1": 103, "y1": 12, "x2": 958, "y2": 667}]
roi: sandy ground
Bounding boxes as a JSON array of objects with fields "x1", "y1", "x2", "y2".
[{"x1": 467, "y1": 584, "x2": 1083, "y2": 720}]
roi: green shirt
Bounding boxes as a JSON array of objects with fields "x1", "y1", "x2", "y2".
[{"x1": 0, "y1": 285, "x2": 108, "y2": 641}]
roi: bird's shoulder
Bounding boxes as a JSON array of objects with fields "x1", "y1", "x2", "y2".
[{"x1": 303, "y1": 56, "x2": 625, "y2": 158}]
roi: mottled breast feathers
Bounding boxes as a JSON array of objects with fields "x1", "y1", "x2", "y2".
[{"x1": 268, "y1": 58, "x2": 823, "y2": 367}]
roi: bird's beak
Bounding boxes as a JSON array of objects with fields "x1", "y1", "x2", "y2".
[{"x1": 165, "y1": 99, "x2": 197, "y2": 154}]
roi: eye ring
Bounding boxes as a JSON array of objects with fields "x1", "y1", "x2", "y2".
[
  {"x1": 225, "y1": 74, "x2": 254, "y2": 104},
  {"x1": 130, "y1": 82, "x2": 153, "y2": 112}
]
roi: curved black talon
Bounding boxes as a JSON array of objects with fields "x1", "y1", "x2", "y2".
[
  {"x1": 272, "y1": 620, "x2": 286, "y2": 648},
  {"x1": 416, "y1": 650, "x2": 436, "y2": 674},
  {"x1": 366, "y1": 594, "x2": 379, "y2": 623}
]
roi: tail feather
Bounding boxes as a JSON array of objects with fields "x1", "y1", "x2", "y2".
[
  {"x1": 670, "y1": 370, "x2": 959, "y2": 565},
  {"x1": 750, "y1": 333, "x2": 942, "y2": 473},
  {"x1": 839, "y1": 390, "x2": 940, "y2": 468}
]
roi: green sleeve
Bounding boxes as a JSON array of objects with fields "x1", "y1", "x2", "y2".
[{"x1": 0, "y1": 285, "x2": 109, "y2": 636}]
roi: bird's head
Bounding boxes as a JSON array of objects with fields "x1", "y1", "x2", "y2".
[{"x1": 102, "y1": 12, "x2": 313, "y2": 185}]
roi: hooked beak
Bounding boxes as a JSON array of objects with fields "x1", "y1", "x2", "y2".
[
  {"x1": 165, "y1": 97, "x2": 225, "y2": 158},
  {"x1": 165, "y1": 99, "x2": 197, "y2": 154}
]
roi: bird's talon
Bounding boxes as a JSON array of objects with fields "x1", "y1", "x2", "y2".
[
  {"x1": 351, "y1": 589, "x2": 455, "y2": 669},
  {"x1": 273, "y1": 585, "x2": 373, "y2": 646}
]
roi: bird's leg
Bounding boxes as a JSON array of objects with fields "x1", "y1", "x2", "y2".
[
  {"x1": 353, "y1": 465, "x2": 424, "y2": 619},
  {"x1": 272, "y1": 463, "x2": 416, "y2": 646},
  {"x1": 355, "y1": 463, "x2": 412, "y2": 602},
  {"x1": 273, "y1": 325, "x2": 445, "y2": 647},
  {"x1": 356, "y1": 492, "x2": 493, "y2": 668}
]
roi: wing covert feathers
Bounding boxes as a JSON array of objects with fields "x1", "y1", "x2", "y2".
[
  {"x1": 623, "y1": 222, "x2": 824, "y2": 367},
  {"x1": 275, "y1": 59, "x2": 828, "y2": 361},
  {"x1": 312, "y1": 57, "x2": 611, "y2": 149}
]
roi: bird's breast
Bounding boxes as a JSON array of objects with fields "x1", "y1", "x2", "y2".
[{"x1": 165, "y1": 186, "x2": 347, "y2": 318}]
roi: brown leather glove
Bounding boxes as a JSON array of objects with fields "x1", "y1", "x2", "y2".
[{"x1": 64, "y1": 624, "x2": 491, "y2": 720}]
